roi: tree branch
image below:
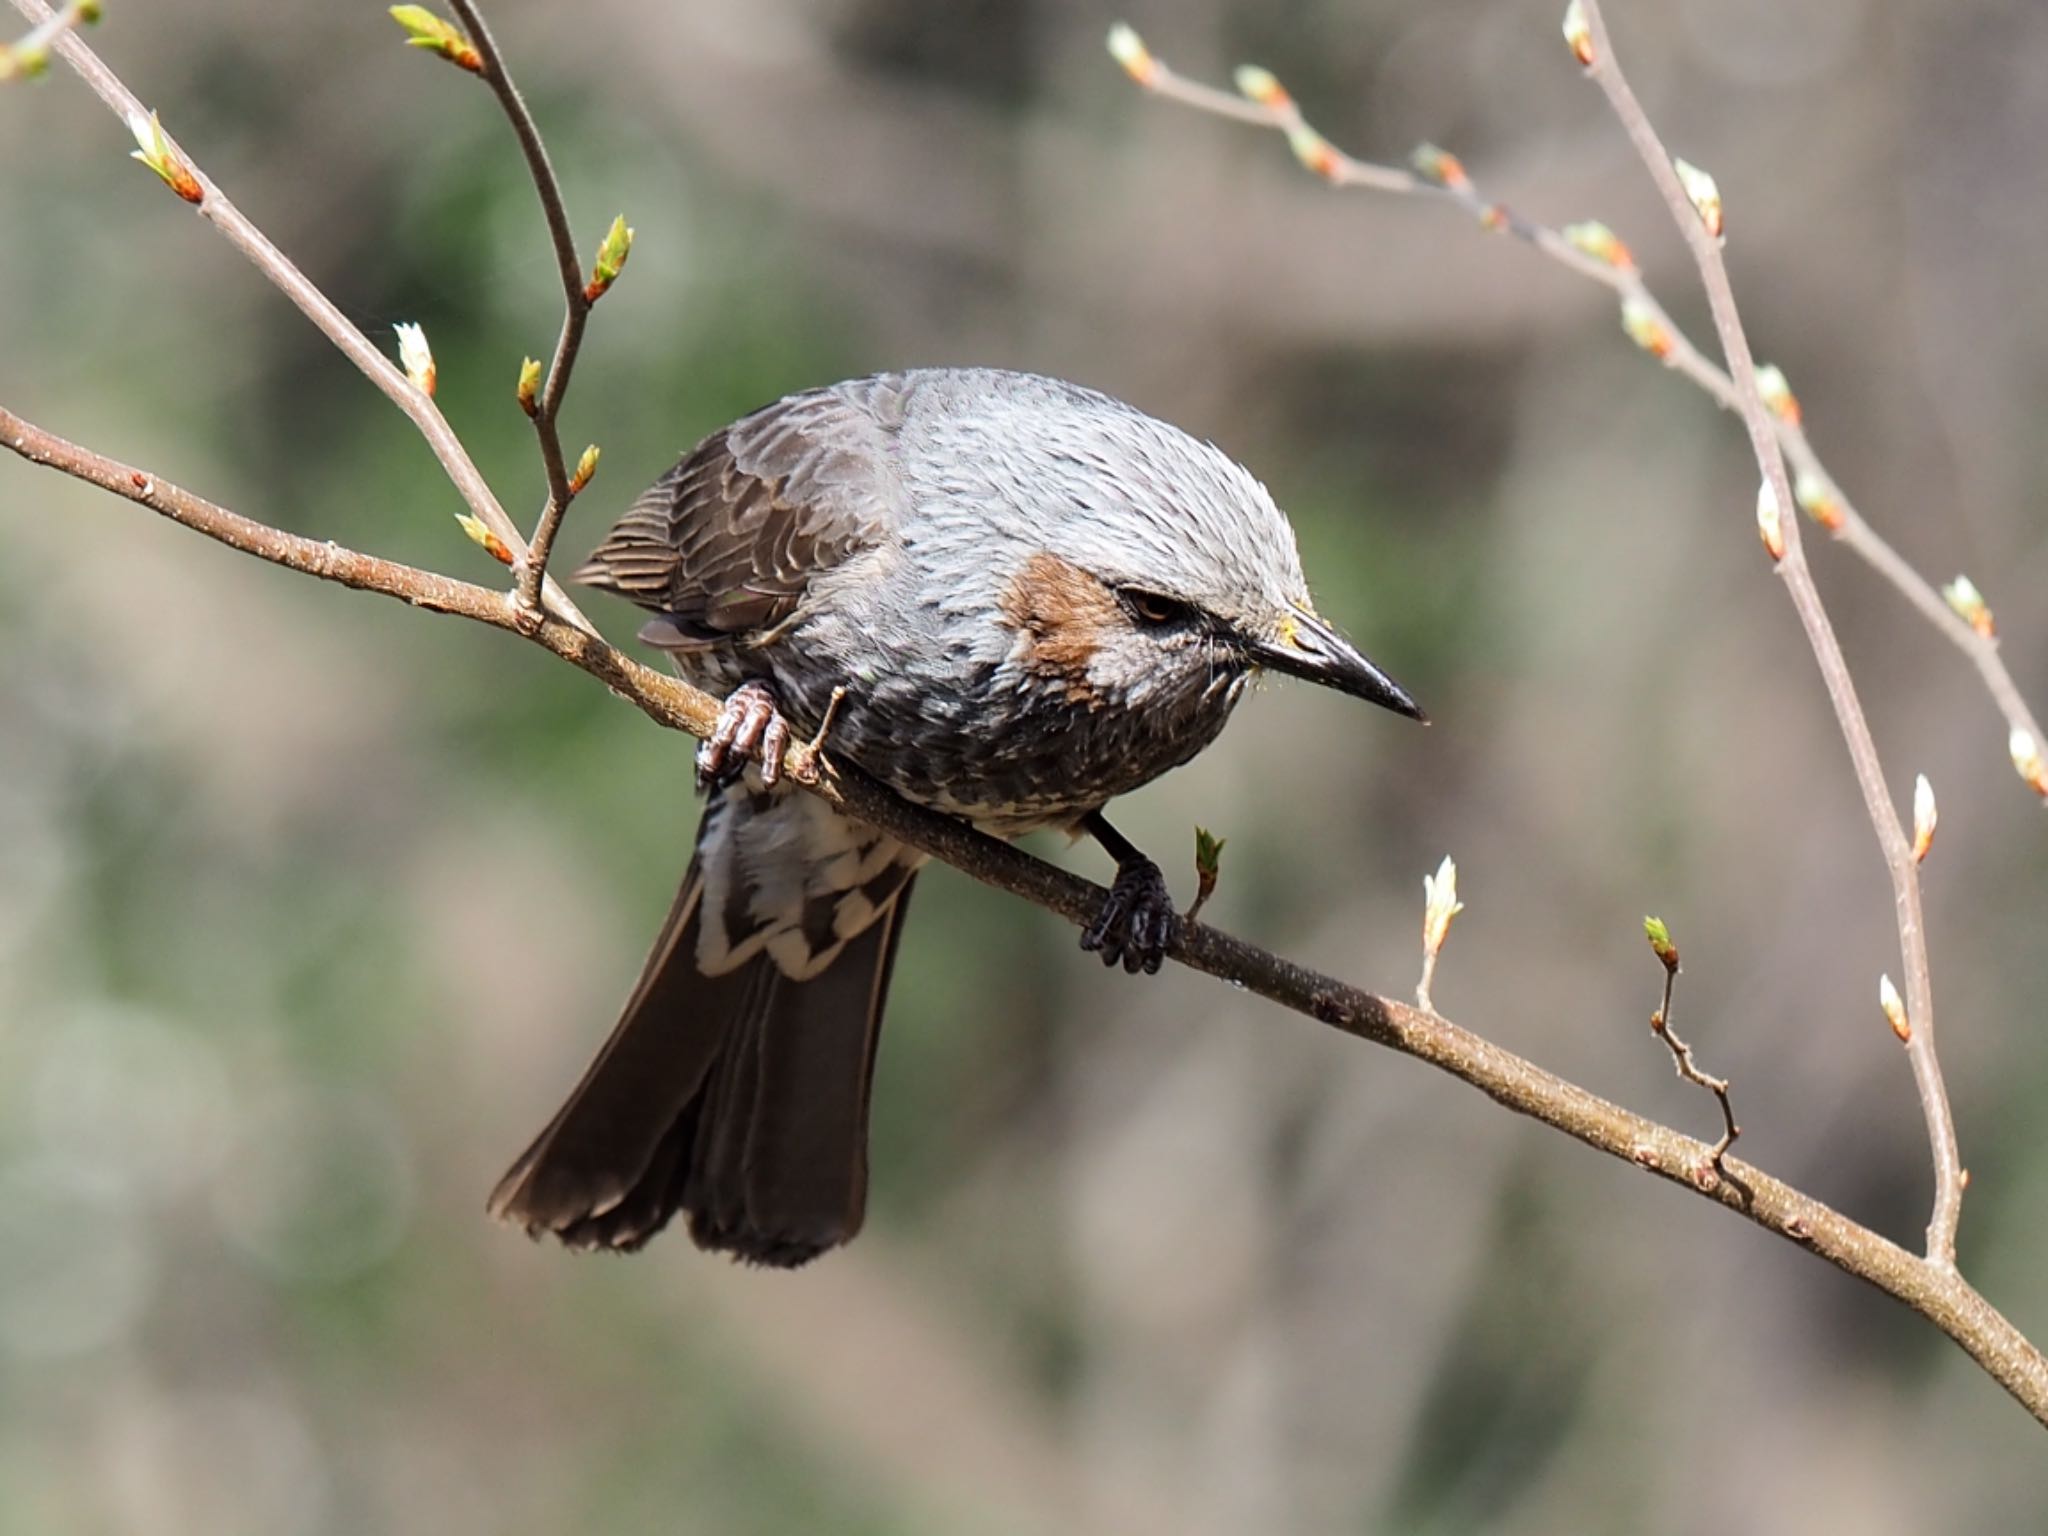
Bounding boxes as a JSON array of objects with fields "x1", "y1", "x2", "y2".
[
  {"x1": 4, "y1": 0, "x2": 596, "y2": 636},
  {"x1": 1108, "y1": 26, "x2": 2047, "y2": 806},
  {"x1": 4, "y1": 398, "x2": 2043, "y2": 1426},
  {"x1": 1573, "y1": 0, "x2": 1964, "y2": 1270},
  {"x1": 441, "y1": 0, "x2": 595, "y2": 611}
]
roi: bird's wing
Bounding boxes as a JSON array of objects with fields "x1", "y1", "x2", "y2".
[{"x1": 576, "y1": 378, "x2": 910, "y2": 640}]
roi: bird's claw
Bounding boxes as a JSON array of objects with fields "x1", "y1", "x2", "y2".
[
  {"x1": 697, "y1": 681, "x2": 794, "y2": 791},
  {"x1": 1080, "y1": 858, "x2": 1179, "y2": 974}
]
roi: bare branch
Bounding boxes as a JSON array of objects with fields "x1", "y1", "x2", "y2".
[
  {"x1": 1573, "y1": 0, "x2": 1963, "y2": 1269},
  {"x1": 4, "y1": 0, "x2": 595, "y2": 635},
  {"x1": 440, "y1": 0, "x2": 598, "y2": 612},
  {"x1": 5, "y1": 398, "x2": 2043, "y2": 1425},
  {"x1": 1108, "y1": 27, "x2": 2047, "y2": 800}
]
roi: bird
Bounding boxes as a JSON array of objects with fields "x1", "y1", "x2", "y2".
[{"x1": 488, "y1": 367, "x2": 1423, "y2": 1267}]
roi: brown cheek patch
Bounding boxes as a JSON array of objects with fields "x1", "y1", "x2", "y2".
[{"x1": 998, "y1": 551, "x2": 1120, "y2": 703}]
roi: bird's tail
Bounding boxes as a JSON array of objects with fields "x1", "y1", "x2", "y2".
[{"x1": 488, "y1": 859, "x2": 915, "y2": 1267}]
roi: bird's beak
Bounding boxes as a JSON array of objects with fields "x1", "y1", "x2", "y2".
[{"x1": 1251, "y1": 609, "x2": 1427, "y2": 722}]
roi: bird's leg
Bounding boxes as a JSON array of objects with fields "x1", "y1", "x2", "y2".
[
  {"x1": 697, "y1": 680, "x2": 794, "y2": 791},
  {"x1": 1077, "y1": 810, "x2": 1180, "y2": 975}
]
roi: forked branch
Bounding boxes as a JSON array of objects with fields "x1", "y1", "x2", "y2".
[
  {"x1": 1110, "y1": 5, "x2": 1976, "y2": 1273},
  {"x1": 6, "y1": 0, "x2": 595, "y2": 633},
  {"x1": 438, "y1": 0, "x2": 615, "y2": 609},
  {"x1": 1571, "y1": 0, "x2": 1963, "y2": 1270},
  {"x1": 1107, "y1": 23, "x2": 2047, "y2": 806}
]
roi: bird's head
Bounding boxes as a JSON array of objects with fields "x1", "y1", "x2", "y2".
[{"x1": 994, "y1": 399, "x2": 1424, "y2": 725}]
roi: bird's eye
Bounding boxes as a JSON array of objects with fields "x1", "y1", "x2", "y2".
[{"x1": 1121, "y1": 589, "x2": 1191, "y2": 627}]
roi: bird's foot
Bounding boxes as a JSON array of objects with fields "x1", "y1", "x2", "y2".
[
  {"x1": 1080, "y1": 857, "x2": 1180, "y2": 974},
  {"x1": 697, "y1": 681, "x2": 794, "y2": 790}
]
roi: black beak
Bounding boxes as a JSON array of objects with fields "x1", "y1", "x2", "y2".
[{"x1": 1251, "y1": 610, "x2": 1427, "y2": 722}]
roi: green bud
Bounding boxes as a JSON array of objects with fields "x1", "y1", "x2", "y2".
[
  {"x1": 387, "y1": 6, "x2": 481, "y2": 72},
  {"x1": 585, "y1": 214, "x2": 633, "y2": 300},
  {"x1": 1643, "y1": 916, "x2": 1679, "y2": 973}
]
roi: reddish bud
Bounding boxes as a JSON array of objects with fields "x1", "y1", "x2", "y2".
[
  {"x1": 1562, "y1": 220, "x2": 1635, "y2": 271},
  {"x1": 1756, "y1": 480, "x2": 1786, "y2": 563},
  {"x1": 388, "y1": 6, "x2": 482, "y2": 73},
  {"x1": 455, "y1": 513, "x2": 515, "y2": 566},
  {"x1": 1562, "y1": 1, "x2": 1595, "y2": 68},
  {"x1": 126, "y1": 109, "x2": 203, "y2": 204},
  {"x1": 1106, "y1": 23, "x2": 1158, "y2": 87}
]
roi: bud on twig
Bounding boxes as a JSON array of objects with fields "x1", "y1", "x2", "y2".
[
  {"x1": 1942, "y1": 575, "x2": 1995, "y2": 640},
  {"x1": 1794, "y1": 470, "x2": 1845, "y2": 533},
  {"x1": 1562, "y1": 0, "x2": 1594, "y2": 68},
  {"x1": 1423, "y1": 856, "x2": 1464, "y2": 959},
  {"x1": 1288, "y1": 125, "x2": 1342, "y2": 181},
  {"x1": 126, "y1": 109, "x2": 203, "y2": 204},
  {"x1": 1912, "y1": 773, "x2": 1937, "y2": 864},
  {"x1": 2012, "y1": 727, "x2": 2048, "y2": 800},
  {"x1": 569, "y1": 443, "x2": 600, "y2": 496},
  {"x1": 1756, "y1": 478, "x2": 1785, "y2": 564},
  {"x1": 394, "y1": 322, "x2": 436, "y2": 397},
  {"x1": 1417, "y1": 855, "x2": 1464, "y2": 1013},
  {"x1": 1, "y1": 0, "x2": 101, "y2": 83},
  {"x1": 1186, "y1": 826, "x2": 1226, "y2": 922},
  {"x1": 0, "y1": 42, "x2": 48, "y2": 79},
  {"x1": 1673, "y1": 157, "x2": 1723, "y2": 239},
  {"x1": 1410, "y1": 143, "x2": 1471, "y2": 192},
  {"x1": 387, "y1": 6, "x2": 482, "y2": 74},
  {"x1": 1643, "y1": 915, "x2": 1679, "y2": 975},
  {"x1": 516, "y1": 356, "x2": 542, "y2": 417},
  {"x1": 1754, "y1": 364, "x2": 1801, "y2": 425},
  {"x1": 1106, "y1": 23, "x2": 1158, "y2": 87},
  {"x1": 1562, "y1": 220, "x2": 1634, "y2": 271},
  {"x1": 1620, "y1": 296, "x2": 1673, "y2": 360},
  {"x1": 455, "y1": 512, "x2": 514, "y2": 566},
  {"x1": 584, "y1": 214, "x2": 633, "y2": 302},
  {"x1": 1879, "y1": 973, "x2": 1911, "y2": 1044},
  {"x1": 1233, "y1": 65, "x2": 1291, "y2": 111}
]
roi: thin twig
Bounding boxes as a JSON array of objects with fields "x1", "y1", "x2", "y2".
[
  {"x1": 789, "y1": 682, "x2": 848, "y2": 786},
  {"x1": 1114, "y1": 36, "x2": 2047, "y2": 795},
  {"x1": 442, "y1": 0, "x2": 592, "y2": 612},
  {"x1": 1644, "y1": 933, "x2": 1739, "y2": 1172},
  {"x1": 3, "y1": 0, "x2": 595, "y2": 636},
  {"x1": 1415, "y1": 949, "x2": 1442, "y2": 1015},
  {"x1": 1574, "y1": 0, "x2": 1963, "y2": 1270},
  {"x1": 5, "y1": 399, "x2": 2042, "y2": 1425}
]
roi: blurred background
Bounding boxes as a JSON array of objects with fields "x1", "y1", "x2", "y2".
[{"x1": 4, "y1": 0, "x2": 2048, "y2": 1530}]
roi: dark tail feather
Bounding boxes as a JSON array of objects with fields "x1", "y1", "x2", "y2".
[{"x1": 488, "y1": 869, "x2": 915, "y2": 1267}]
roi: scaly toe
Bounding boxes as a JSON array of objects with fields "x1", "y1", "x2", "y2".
[
  {"x1": 1080, "y1": 861, "x2": 1176, "y2": 975},
  {"x1": 1079, "y1": 891, "x2": 1125, "y2": 961},
  {"x1": 697, "y1": 681, "x2": 792, "y2": 791}
]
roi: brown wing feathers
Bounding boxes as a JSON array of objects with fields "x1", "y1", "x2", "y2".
[{"x1": 574, "y1": 387, "x2": 896, "y2": 639}]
